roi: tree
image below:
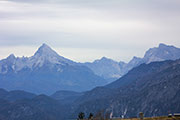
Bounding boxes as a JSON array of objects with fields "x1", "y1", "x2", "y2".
[
  {"x1": 105, "y1": 112, "x2": 111, "y2": 120},
  {"x1": 88, "y1": 113, "x2": 93, "y2": 120},
  {"x1": 95, "y1": 110, "x2": 104, "y2": 120},
  {"x1": 78, "y1": 112, "x2": 85, "y2": 120}
]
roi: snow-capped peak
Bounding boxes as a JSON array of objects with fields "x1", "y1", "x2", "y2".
[
  {"x1": 158, "y1": 43, "x2": 167, "y2": 48},
  {"x1": 143, "y1": 43, "x2": 180, "y2": 63},
  {"x1": 28, "y1": 43, "x2": 75, "y2": 68},
  {"x1": 34, "y1": 43, "x2": 59, "y2": 58},
  {"x1": 7, "y1": 54, "x2": 16, "y2": 60},
  {"x1": 0, "y1": 44, "x2": 76, "y2": 74}
]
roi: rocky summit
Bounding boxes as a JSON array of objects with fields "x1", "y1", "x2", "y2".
[{"x1": 0, "y1": 44, "x2": 106, "y2": 95}]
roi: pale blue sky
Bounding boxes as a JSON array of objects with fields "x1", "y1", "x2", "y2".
[{"x1": 0, "y1": 0, "x2": 180, "y2": 62}]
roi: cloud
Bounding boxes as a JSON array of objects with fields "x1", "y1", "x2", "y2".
[{"x1": 0, "y1": 0, "x2": 180, "y2": 62}]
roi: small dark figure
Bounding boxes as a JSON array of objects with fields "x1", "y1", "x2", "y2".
[
  {"x1": 78, "y1": 112, "x2": 85, "y2": 120},
  {"x1": 139, "y1": 112, "x2": 144, "y2": 120},
  {"x1": 88, "y1": 113, "x2": 93, "y2": 120}
]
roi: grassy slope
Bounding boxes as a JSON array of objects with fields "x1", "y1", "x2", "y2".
[{"x1": 113, "y1": 116, "x2": 180, "y2": 120}]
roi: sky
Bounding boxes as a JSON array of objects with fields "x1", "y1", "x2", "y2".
[{"x1": 0, "y1": 0, "x2": 180, "y2": 62}]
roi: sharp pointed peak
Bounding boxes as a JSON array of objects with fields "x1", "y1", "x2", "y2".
[
  {"x1": 6, "y1": 54, "x2": 16, "y2": 62},
  {"x1": 94, "y1": 56, "x2": 117, "y2": 63},
  {"x1": 7, "y1": 54, "x2": 16, "y2": 59},
  {"x1": 128, "y1": 56, "x2": 142, "y2": 63},
  {"x1": 34, "y1": 43, "x2": 59, "y2": 57},
  {"x1": 41, "y1": 43, "x2": 49, "y2": 47},
  {"x1": 100, "y1": 56, "x2": 109, "y2": 60},
  {"x1": 158, "y1": 43, "x2": 168, "y2": 48},
  {"x1": 8, "y1": 54, "x2": 15, "y2": 57},
  {"x1": 39, "y1": 43, "x2": 51, "y2": 49},
  {"x1": 98, "y1": 57, "x2": 114, "y2": 62}
]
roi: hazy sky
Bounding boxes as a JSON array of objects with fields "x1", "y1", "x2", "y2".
[{"x1": 0, "y1": 0, "x2": 180, "y2": 62}]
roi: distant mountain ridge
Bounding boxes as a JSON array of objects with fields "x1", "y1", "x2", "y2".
[
  {"x1": 51, "y1": 90, "x2": 83, "y2": 104},
  {"x1": 0, "y1": 44, "x2": 106, "y2": 95},
  {"x1": 0, "y1": 43, "x2": 179, "y2": 94},
  {"x1": 72, "y1": 59, "x2": 180, "y2": 118},
  {"x1": 83, "y1": 43, "x2": 180, "y2": 82},
  {"x1": 0, "y1": 88, "x2": 36, "y2": 102},
  {"x1": 84, "y1": 57, "x2": 125, "y2": 83},
  {"x1": 143, "y1": 43, "x2": 180, "y2": 63}
]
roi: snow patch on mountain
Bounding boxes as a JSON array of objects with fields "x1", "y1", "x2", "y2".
[
  {"x1": 83, "y1": 43, "x2": 180, "y2": 82},
  {"x1": 0, "y1": 44, "x2": 75, "y2": 74}
]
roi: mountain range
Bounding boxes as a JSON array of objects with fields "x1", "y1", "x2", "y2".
[
  {"x1": 0, "y1": 43, "x2": 180, "y2": 95},
  {"x1": 84, "y1": 43, "x2": 180, "y2": 82},
  {"x1": 0, "y1": 58, "x2": 179, "y2": 120},
  {"x1": 71, "y1": 58, "x2": 180, "y2": 118},
  {"x1": 0, "y1": 44, "x2": 106, "y2": 95}
]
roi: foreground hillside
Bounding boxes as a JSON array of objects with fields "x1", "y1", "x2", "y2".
[
  {"x1": 82, "y1": 116, "x2": 180, "y2": 120},
  {"x1": 113, "y1": 116, "x2": 180, "y2": 120},
  {"x1": 0, "y1": 89, "x2": 70, "y2": 120},
  {"x1": 72, "y1": 59, "x2": 180, "y2": 118}
]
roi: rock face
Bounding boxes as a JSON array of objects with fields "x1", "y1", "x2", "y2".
[
  {"x1": 143, "y1": 43, "x2": 180, "y2": 63},
  {"x1": 72, "y1": 59, "x2": 180, "y2": 118},
  {"x1": 84, "y1": 57, "x2": 126, "y2": 83},
  {"x1": 0, "y1": 44, "x2": 106, "y2": 95},
  {"x1": 83, "y1": 44, "x2": 180, "y2": 82}
]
